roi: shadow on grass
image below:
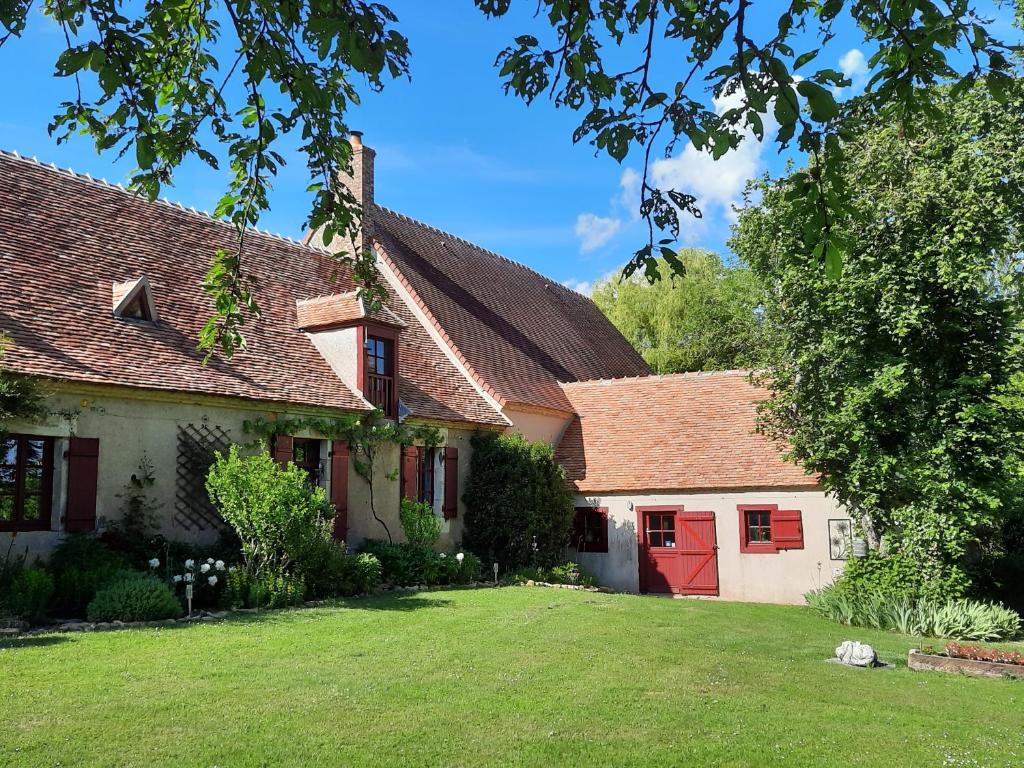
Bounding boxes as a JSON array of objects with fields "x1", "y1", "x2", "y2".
[
  {"x1": 335, "y1": 594, "x2": 455, "y2": 612},
  {"x1": 0, "y1": 634, "x2": 71, "y2": 650}
]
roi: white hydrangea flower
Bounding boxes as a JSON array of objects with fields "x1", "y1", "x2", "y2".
[
  {"x1": 184, "y1": 573, "x2": 194, "y2": 583},
  {"x1": 200, "y1": 563, "x2": 211, "y2": 573},
  {"x1": 439, "y1": 553, "x2": 446, "y2": 559},
  {"x1": 148, "y1": 558, "x2": 160, "y2": 568},
  {"x1": 456, "y1": 552, "x2": 465, "y2": 563},
  {"x1": 207, "y1": 575, "x2": 218, "y2": 587},
  {"x1": 215, "y1": 560, "x2": 225, "y2": 571},
  {"x1": 185, "y1": 559, "x2": 195, "y2": 569},
  {"x1": 172, "y1": 575, "x2": 183, "y2": 583},
  {"x1": 206, "y1": 557, "x2": 215, "y2": 565}
]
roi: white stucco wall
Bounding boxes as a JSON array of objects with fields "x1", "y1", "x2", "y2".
[
  {"x1": 502, "y1": 406, "x2": 572, "y2": 445},
  {"x1": 2, "y1": 383, "x2": 478, "y2": 561},
  {"x1": 573, "y1": 489, "x2": 851, "y2": 605}
]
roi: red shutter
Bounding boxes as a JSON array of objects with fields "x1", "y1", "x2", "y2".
[
  {"x1": 772, "y1": 509, "x2": 804, "y2": 550},
  {"x1": 272, "y1": 435, "x2": 293, "y2": 467},
  {"x1": 401, "y1": 445, "x2": 419, "y2": 501},
  {"x1": 65, "y1": 437, "x2": 99, "y2": 533},
  {"x1": 330, "y1": 440, "x2": 349, "y2": 541},
  {"x1": 571, "y1": 507, "x2": 586, "y2": 551},
  {"x1": 442, "y1": 447, "x2": 459, "y2": 520}
]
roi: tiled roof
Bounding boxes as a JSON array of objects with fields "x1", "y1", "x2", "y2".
[
  {"x1": 296, "y1": 292, "x2": 405, "y2": 331},
  {"x1": 555, "y1": 371, "x2": 816, "y2": 493},
  {"x1": 372, "y1": 205, "x2": 651, "y2": 413},
  {"x1": 0, "y1": 150, "x2": 501, "y2": 427}
]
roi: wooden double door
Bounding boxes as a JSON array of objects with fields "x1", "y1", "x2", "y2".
[{"x1": 637, "y1": 506, "x2": 719, "y2": 596}]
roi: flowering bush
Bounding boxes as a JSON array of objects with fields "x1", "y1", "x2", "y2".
[
  {"x1": 359, "y1": 540, "x2": 481, "y2": 586},
  {"x1": 944, "y1": 643, "x2": 1024, "y2": 666},
  {"x1": 155, "y1": 556, "x2": 228, "y2": 611}
]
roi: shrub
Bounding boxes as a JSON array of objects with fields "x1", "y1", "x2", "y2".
[
  {"x1": 510, "y1": 561, "x2": 596, "y2": 587},
  {"x1": 359, "y1": 540, "x2": 481, "y2": 586},
  {"x1": 944, "y1": 642, "x2": 1024, "y2": 666},
  {"x1": 222, "y1": 568, "x2": 306, "y2": 609},
  {"x1": 399, "y1": 498, "x2": 442, "y2": 548},
  {"x1": 86, "y1": 573, "x2": 182, "y2": 623},
  {"x1": 462, "y1": 432, "x2": 574, "y2": 570},
  {"x1": 805, "y1": 585, "x2": 1020, "y2": 641},
  {"x1": 206, "y1": 445, "x2": 334, "y2": 576},
  {"x1": 5, "y1": 567, "x2": 55, "y2": 623},
  {"x1": 296, "y1": 537, "x2": 382, "y2": 599},
  {"x1": 48, "y1": 535, "x2": 130, "y2": 616}
]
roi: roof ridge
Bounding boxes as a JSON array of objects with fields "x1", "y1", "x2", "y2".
[
  {"x1": 0, "y1": 148, "x2": 331, "y2": 254},
  {"x1": 372, "y1": 202, "x2": 582, "y2": 294},
  {"x1": 561, "y1": 369, "x2": 753, "y2": 387}
]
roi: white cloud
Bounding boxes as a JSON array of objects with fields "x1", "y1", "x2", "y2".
[
  {"x1": 617, "y1": 167, "x2": 642, "y2": 219},
  {"x1": 835, "y1": 49, "x2": 869, "y2": 95},
  {"x1": 561, "y1": 278, "x2": 594, "y2": 296},
  {"x1": 574, "y1": 213, "x2": 622, "y2": 254},
  {"x1": 643, "y1": 88, "x2": 776, "y2": 241}
]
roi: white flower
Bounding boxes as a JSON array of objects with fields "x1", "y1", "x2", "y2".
[
  {"x1": 200, "y1": 563, "x2": 211, "y2": 573},
  {"x1": 439, "y1": 553, "x2": 447, "y2": 559},
  {"x1": 184, "y1": 559, "x2": 195, "y2": 569},
  {"x1": 148, "y1": 558, "x2": 160, "y2": 568},
  {"x1": 184, "y1": 573, "x2": 194, "y2": 583},
  {"x1": 172, "y1": 575, "x2": 183, "y2": 584},
  {"x1": 206, "y1": 557, "x2": 215, "y2": 565},
  {"x1": 456, "y1": 552, "x2": 465, "y2": 563},
  {"x1": 215, "y1": 560, "x2": 225, "y2": 571},
  {"x1": 207, "y1": 575, "x2": 218, "y2": 587}
]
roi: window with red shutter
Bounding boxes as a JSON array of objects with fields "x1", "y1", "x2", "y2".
[
  {"x1": 65, "y1": 437, "x2": 99, "y2": 533},
  {"x1": 0, "y1": 434, "x2": 56, "y2": 532},
  {"x1": 737, "y1": 504, "x2": 804, "y2": 553},
  {"x1": 330, "y1": 440, "x2": 349, "y2": 541},
  {"x1": 272, "y1": 435, "x2": 294, "y2": 468},
  {"x1": 442, "y1": 447, "x2": 458, "y2": 519}
]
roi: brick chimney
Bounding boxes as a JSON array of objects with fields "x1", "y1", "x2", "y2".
[{"x1": 341, "y1": 131, "x2": 375, "y2": 252}]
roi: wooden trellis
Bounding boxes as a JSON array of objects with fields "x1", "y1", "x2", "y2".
[{"x1": 174, "y1": 421, "x2": 232, "y2": 532}]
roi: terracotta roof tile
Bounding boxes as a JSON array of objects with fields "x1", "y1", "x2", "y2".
[
  {"x1": 555, "y1": 371, "x2": 816, "y2": 493},
  {"x1": 371, "y1": 205, "x2": 651, "y2": 413},
  {"x1": 296, "y1": 292, "x2": 405, "y2": 331}
]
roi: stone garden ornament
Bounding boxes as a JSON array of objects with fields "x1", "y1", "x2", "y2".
[{"x1": 835, "y1": 640, "x2": 879, "y2": 668}]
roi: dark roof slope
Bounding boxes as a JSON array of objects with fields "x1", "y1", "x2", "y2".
[
  {"x1": 372, "y1": 205, "x2": 651, "y2": 413},
  {"x1": 555, "y1": 371, "x2": 816, "y2": 493}
]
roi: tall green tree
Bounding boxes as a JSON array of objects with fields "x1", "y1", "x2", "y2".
[
  {"x1": 1, "y1": 1, "x2": 1018, "y2": 353},
  {"x1": 731, "y1": 81, "x2": 1024, "y2": 598},
  {"x1": 592, "y1": 249, "x2": 767, "y2": 373}
]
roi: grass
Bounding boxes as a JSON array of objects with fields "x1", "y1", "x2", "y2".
[{"x1": 1, "y1": 587, "x2": 1021, "y2": 767}]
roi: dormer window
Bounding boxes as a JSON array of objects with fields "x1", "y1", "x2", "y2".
[
  {"x1": 112, "y1": 276, "x2": 158, "y2": 323},
  {"x1": 364, "y1": 332, "x2": 396, "y2": 417}
]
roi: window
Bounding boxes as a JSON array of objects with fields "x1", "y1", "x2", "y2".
[
  {"x1": 0, "y1": 435, "x2": 54, "y2": 531},
  {"x1": 292, "y1": 438, "x2": 322, "y2": 487},
  {"x1": 646, "y1": 513, "x2": 676, "y2": 548},
  {"x1": 573, "y1": 507, "x2": 608, "y2": 553},
  {"x1": 745, "y1": 509, "x2": 772, "y2": 544},
  {"x1": 418, "y1": 447, "x2": 436, "y2": 506},
  {"x1": 738, "y1": 505, "x2": 805, "y2": 553},
  {"x1": 364, "y1": 333, "x2": 395, "y2": 417}
]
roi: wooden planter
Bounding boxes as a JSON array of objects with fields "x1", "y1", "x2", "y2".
[{"x1": 908, "y1": 650, "x2": 1024, "y2": 680}]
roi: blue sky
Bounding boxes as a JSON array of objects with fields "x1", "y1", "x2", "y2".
[{"x1": 0, "y1": 2, "x2": 1018, "y2": 294}]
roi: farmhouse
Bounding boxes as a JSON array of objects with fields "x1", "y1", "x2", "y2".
[{"x1": 0, "y1": 138, "x2": 851, "y2": 603}]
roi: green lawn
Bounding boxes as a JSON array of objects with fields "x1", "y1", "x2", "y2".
[{"x1": 1, "y1": 588, "x2": 1020, "y2": 767}]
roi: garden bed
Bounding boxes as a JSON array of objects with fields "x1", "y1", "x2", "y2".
[{"x1": 908, "y1": 649, "x2": 1024, "y2": 680}]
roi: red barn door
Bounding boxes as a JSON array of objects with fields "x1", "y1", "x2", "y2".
[{"x1": 638, "y1": 507, "x2": 719, "y2": 596}]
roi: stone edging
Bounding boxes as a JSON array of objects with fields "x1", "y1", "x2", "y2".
[{"x1": 908, "y1": 650, "x2": 1024, "y2": 680}]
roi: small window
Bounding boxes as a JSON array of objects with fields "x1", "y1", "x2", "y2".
[
  {"x1": 646, "y1": 513, "x2": 676, "y2": 548},
  {"x1": 112, "y1": 276, "x2": 158, "y2": 323},
  {"x1": 745, "y1": 509, "x2": 772, "y2": 544},
  {"x1": 0, "y1": 435, "x2": 55, "y2": 531},
  {"x1": 365, "y1": 336, "x2": 392, "y2": 376},
  {"x1": 292, "y1": 438, "x2": 322, "y2": 487},
  {"x1": 418, "y1": 447, "x2": 436, "y2": 507},
  {"x1": 364, "y1": 333, "x2": 396, "y2": 417},
  {"x1": 573, "y1": 507, "x2": 608, "y2": 553}
]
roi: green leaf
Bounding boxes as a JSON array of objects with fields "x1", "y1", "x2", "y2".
[
  {"x1": 797, "y1": 80, "x2": 839, "y2": 122},
  {"x1": 824, "y1": 240, "x2": 843, "y2": 280}
]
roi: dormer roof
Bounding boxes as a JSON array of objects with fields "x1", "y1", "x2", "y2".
[
  {"x1": 295, "y1": 291, "x2": 406, "y2": 332},
  {"x1": 112, "y1": 275, "x2": 158, "y2": 322}
]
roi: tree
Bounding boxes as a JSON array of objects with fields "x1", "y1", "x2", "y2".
[
  {"x1": 592, "y1": 249, "x2": 767, "y2": 373},
  {"x1": 1, "y1": 1, "x2": 1017, "y2": 352},
  {"x1": 731, "y1": 81, "x2": 1024, "y2": 599}
]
